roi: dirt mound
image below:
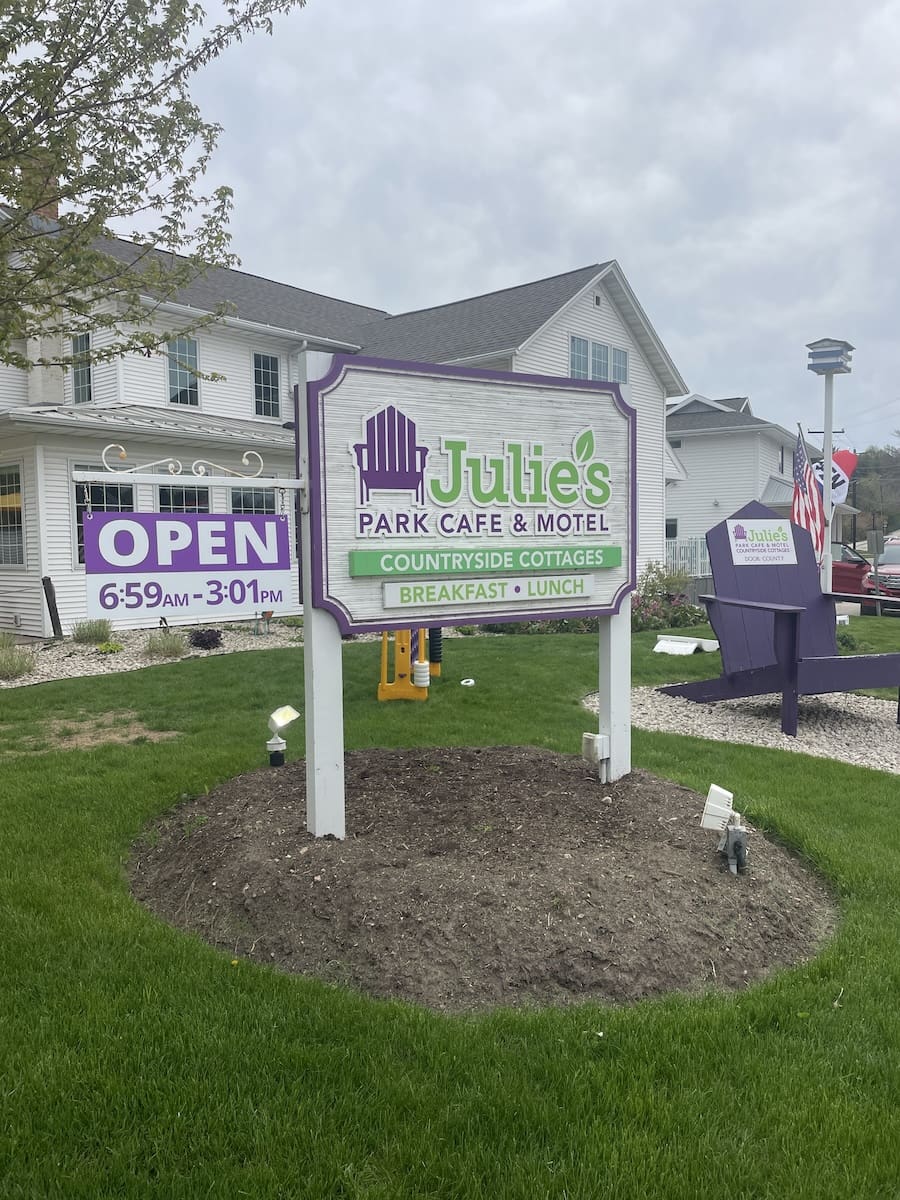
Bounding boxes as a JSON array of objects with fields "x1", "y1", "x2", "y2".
[{"x1": 130, "y1": 748, "x2": 836, "y2": 1013}]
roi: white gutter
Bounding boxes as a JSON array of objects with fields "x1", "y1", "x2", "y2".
[
  {"x1": 140, "y1": 297, "x2": 362, "y2": 351},
  {"x1": 1, "y1": 408, "x2": 293, "y2": 448}
]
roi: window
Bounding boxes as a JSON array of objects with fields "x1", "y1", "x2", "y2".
[
  {"x1": 231, "y1": 487, "x2": 276, "y2": 516},
  {"x1": 167, "y1": 336, "x2": 199, "y2": 406},
  {"x1": 71, "y1": 333, "x2": 92, "y2": 404},
  {"x1": 779, "y1": 445, "x2": 785, "y2": 474},
  {"x1": 254, "y1": 352, "x2": 280, "y2": 418},
  {"x1": 591, "y1": 342, "x2": 609, "y2": 381},
  {"x1": 0, "y1": 465, "x2": 23, "y2": 565},
  {"x1": 665, "y1": 518, "x2": 678, "y2": 539},
  {"x1": 668, "y1": 438, "x2": 682, "y2": 449},
  {"x1": 569, "y1": 335, "x2": 589, "y2": 379},
  {"x1": 74, "y1": 471, "x2": 134, "y2": 564},
  {"x1": 158, "y1": 485, "x2": 209, "y2": 514},
  {"x1": 612, "y1": 347, "x2": 628, "y2": 384},
  {"x1": 570, "y1": 335, "x2": 628, "y2": 384}
]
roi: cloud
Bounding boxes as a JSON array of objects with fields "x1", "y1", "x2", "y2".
[{"x1": 190, "y1": 0, "x2": 900, "y2": 446}]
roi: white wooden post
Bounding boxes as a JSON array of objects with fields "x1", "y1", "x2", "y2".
[
  {"x1": 297, "y1": 351, "x2": 346, "y2": 838},
  {"x1": 596, "y1": 594, "x2": 632, "y2": 782}
]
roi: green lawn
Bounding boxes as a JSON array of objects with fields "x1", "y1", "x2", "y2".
[{"x1": 1, "y1": 620, "x2": 900, "y2": 1198}]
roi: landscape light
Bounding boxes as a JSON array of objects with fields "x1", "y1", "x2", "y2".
[
  {"x1": 700, "y1": 784, "x2": 749, "y2": 875},
  {"x1": 267, "y1": 705, "x2": 300, "y2": 767}
]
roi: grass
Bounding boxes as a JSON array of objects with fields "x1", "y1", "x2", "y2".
[{"x1": 1, "y1": 620, "x2": 900, "y2": 1197}]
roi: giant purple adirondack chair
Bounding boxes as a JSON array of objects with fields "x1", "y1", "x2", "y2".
[
  {"x1": 660, "y1": 501, "x2": 900, "y2": 735},
  {"x1": 353, "y1": 405, "x2": 429, "y2": 505}
]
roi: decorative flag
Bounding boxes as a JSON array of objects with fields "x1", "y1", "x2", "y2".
[
  {"x1": 792, "y1": 430, "x2": 826, "y2": 558},
  {"x1": 812, "y1": 449, "x2": 858, "y2": 507}
]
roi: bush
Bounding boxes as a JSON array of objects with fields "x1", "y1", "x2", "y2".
[
  {"x1": 144, "y1": 630, "x2": 185, "y2": 660},
  {"x1": 72, "y1": 619, "x2": 113, "y2": 644},
  {"x1": 631, "y1": 563, "x2": 705, "y2": 632},
  {"x1": 0, "y1": 631, "x2": 17, "y2": 650},
  {"x1": 188, "y1": 628, "x2": 223, "y2": 651},
  {"x1": 0, "y1": 644, "x2": 35, "y2": 679},
  {"x1": 96, "y1": 642, "x2": 125, "y2": 655}
]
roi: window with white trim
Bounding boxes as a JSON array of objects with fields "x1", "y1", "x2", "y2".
[
  {"x1": 612, "y1": 347, "x2": 628, "y2": 384},
  {"x1": 665, "y1": 518, "x2": 678, "y2": 539},
  {"x1": 0, "y1": 465, "x2": 24, "y2": 565},
  {"x1": 569, "y1": 335, "x2": 589, "y2": 378},
  {"x1": 254, "y1": 353, "x2": 280, "y2": 418},
  {"x1": 71, "y1": 333, "x2": 92, "y2": 404},
  {"x1": 158, "y1": 485, "x2": 210, "y2": 514},
  {"x1": 570, "y1": 335, "x2": 628, "y2": 384},
  {"x1": 74, "y1": 469, "x2": 134, "y2": 565},
  {"x1": 167, "y1": 336, "x2": 199, "y2": 406},
  {"x1": 231, "y1": 487, "x2": 276, "y2": 516}
]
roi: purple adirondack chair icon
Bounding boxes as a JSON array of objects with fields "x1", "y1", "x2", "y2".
[
  {"x1": 733, "y1": 523, "x2": 747, "y2": 540},
  {"x1": 353, "y1": 406, "x2": 429, "y2": 505}
]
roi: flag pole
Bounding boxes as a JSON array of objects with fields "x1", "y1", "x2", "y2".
[{"x1": 821, "y1": 372, "x2": 834, "y2": 593}]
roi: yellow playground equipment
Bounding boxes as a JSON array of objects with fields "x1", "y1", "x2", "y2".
[{"x1": 378, "y1": 627, "x2": 442, "y2": 701}]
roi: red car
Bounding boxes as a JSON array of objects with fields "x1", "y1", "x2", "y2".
[
  {"x1": 860, "y1": 544, "x2": 900, "y2": 615},
  {"x1": 831, "y1": 544, "x2": 871, "y2": 595}
]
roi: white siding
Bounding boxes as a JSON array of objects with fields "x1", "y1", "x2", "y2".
[
  {"x1": 666, "y1": 432, "x2": 765, "y2": 539},
  {"x1": 513, "y1": 283, "x2": 668, "y2": 570},
  {"x1": 666, "y1": 428, "x2": 795, "y2": 539},
  {"x1": 0, "y1": 361, "x2": 28, "y2": 408},
  {"x1": 117, "y1": 317, "x2": 295, "y2": 426}
]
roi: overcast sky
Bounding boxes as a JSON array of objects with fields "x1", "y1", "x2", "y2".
[{"x1": 191, "y1": 0, "x2": 899, "y2": 450}]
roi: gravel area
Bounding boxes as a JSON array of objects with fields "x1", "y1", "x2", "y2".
[
  {"x1": 1, "y1": 622, "x2": 304, "y2": 688},
  {"x1": 586, "y1": 688, "x2": 900, "y2": 775}
]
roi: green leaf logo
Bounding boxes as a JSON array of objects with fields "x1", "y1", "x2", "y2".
[{"x1": 574, "y1": 429, "x2": 595, "y2": 462}]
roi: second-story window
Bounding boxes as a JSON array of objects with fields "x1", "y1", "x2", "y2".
[
  {"x1": 72, "y1": 333, "x2": 92, "y2": 404},
  {"x1": 611, "y1": 347, "x2": 629, "y2": 384},
  {"x1": 569, "y1": 335, "x2": 589, "y2": 379},
  {"x1": 168, "y1": 336, "x2": 199, "y2": 406},
  {"x1": 254, "y1": 353, "x2": 280, "y2": 418}
]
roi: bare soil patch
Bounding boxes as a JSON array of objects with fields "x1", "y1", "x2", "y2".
[
  {"x1": 130, "y1": 747, "x2": 837, "y2": 1013},
  {"x1": 4, "y1": 712, "x2": 179, "y2": 754}
]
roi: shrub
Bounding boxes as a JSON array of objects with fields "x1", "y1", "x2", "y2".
[
  {"x1": 72, "y1": 619, "x2": 113, "y2": 644},
  {"x1": 144, "y1": 631, "x2": 185, "y2": 660},
  {"x1": 277, "y1": 615, "x2": 304, "y2": 629},
  {"x1": 631, "y1": 562, "x2": 705, "y2": 633},
  {"x1": 188, "y1": 628, "x2": 223, "y2": 651},
  {"x1": 0, "y1": 631, "x2": 17, "y2": 650},
  {"x1": 96, "y1": 642, "x2": 125, "y2": 655},
  {"x1": 0, "y1": 644, "x2": 35, "y2": 679}
]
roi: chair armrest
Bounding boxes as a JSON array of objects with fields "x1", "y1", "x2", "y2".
[{"x1": 700, "y1": 595, "x2": 805, "y2": 615}]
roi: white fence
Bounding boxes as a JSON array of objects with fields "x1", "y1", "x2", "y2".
[{"x1": 666, "y1": 536, "x2": 710, "y2": 579}]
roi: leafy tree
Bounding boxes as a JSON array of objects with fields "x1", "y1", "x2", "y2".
[
  {"x1": 853, "y1": 444, "x2": 900, "y2": 535},
  {"x1": 0, "y1": 0, "x2": 305, "y2": 371}
]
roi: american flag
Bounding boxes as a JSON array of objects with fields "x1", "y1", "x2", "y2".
[{"x1": 791, "y1": 430, "x2": 825, "y2": 558}]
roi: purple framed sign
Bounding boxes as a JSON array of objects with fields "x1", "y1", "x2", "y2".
[
  {"x1": 82, "y1": 512, "x2": 293, "y2": 621},
  {"x1": 306, "y1": 356, "x2": 636, "y2": 633}
]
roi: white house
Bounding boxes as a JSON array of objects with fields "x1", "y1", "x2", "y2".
[{"x1": 0, "y1": 250, "x2": 687, "y2": 636}]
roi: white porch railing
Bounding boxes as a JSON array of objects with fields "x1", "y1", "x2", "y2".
[{"x1": 666, "y1": 536, "x2": 710, "y2": 578}]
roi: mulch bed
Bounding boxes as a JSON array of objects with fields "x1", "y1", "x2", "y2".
[{"x1": 130, "y1": 747, "x2": 837, "y2": 1013}]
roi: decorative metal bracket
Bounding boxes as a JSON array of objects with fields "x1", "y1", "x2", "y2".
[{"x1": 100, "y1": 444, "x2": 265, "y2": 479}]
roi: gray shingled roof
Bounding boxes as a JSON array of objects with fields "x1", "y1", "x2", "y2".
[
  {"x1": 90, "y1": 241, "x2": 686, "y2": 395},
  {"x1": 96, "y1": 237, "x2": 388, "y2": 345},
  {"x1": 351, "y1": 265, "x2": 607, "y2": 363}
]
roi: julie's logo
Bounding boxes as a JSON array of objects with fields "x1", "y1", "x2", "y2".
[{"x1": 351, "y1": 407, "x2": 612, "y2": 511}]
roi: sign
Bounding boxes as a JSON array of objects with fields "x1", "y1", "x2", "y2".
[
  {"x1": 82, "y1": 512, "x2": 293, "y2": 620},
  {"x1": 306, "y1": 356, "x2": 636, "y2": 632},
  {"x1": 727, "y1": 518, "x2": 797, "y2": 566}
]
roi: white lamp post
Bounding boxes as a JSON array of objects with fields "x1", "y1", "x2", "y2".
[{"x1": 806, "y1": 338, "x2": 853, "y2": 591}]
